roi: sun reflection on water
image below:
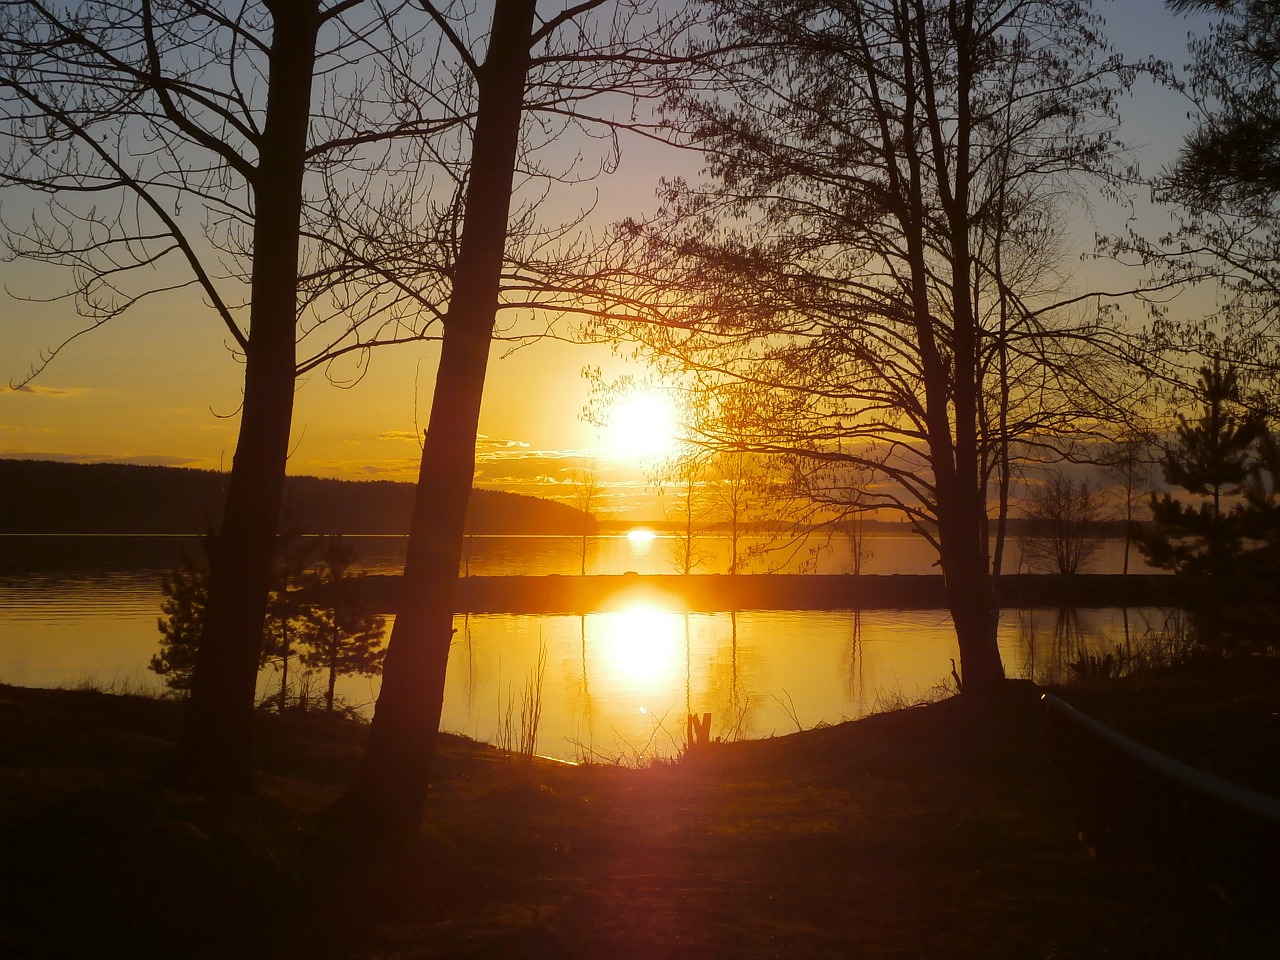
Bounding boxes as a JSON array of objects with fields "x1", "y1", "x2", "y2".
[{"x1": 598, "y1": 603, "x2": 685, "y2": 690}]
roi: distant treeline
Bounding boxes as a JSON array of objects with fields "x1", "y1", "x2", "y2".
[{"x1": 0, "y1": 459, "x2": 593, "y2": 536}]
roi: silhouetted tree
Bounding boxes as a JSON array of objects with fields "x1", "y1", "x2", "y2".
[
  {"x1": 1167, "y1": 0, "x2": 1280, "y2": 213},
  {"x1": 1104, "y1": 430, "x2": 1156, "y2": 575},
  {"x1": 300, "y1": 535, "x2": 386, "y2": 712},
  {"x1": 151, "y1": 519, "x2": 320, "y2": 701},
  {"x1": 1018, "y1": 472, "x2": 1104, "y2": 575},
  {"x1": 152, "y1": 551, "x2": 208, "y2": 693},
  {"x1": 153, "y1": 526, "x2": 319, "y2": 701},
  {"x1": 0, "y1": 0, "x2": 460, "y2": 789},
  {"x1": 335, "y1": 0, "x2": 702, "y2": 838},
  {"x1": 1142, "y1": 360, "x2": 1264, "y2": 561},
  {"x1": 583, "y1": 0, "x2": 1151, "y2": 694},
  {"x1": 664, "y1": 451, "x2": 713, "y2": 575},
  {"x1": 1122, "y1": 2, "x2": 1280, "y2": 371},
  {"x1": 572, "y1": 465, "x2": 602, "y2": 576},
  {"x1": 262, "y1": 513, "x2": 316, "y2": 712},
  {"x1": 1136, "y1": 360, "x2": 1276, "y2": 650},
  {"x1": 711, "y1": 451, "x2": 759, "y2": 575}
]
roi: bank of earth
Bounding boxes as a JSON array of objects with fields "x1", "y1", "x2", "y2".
[{"x1": 1, "y1": 664, "x2": 1276, "y2": 959}]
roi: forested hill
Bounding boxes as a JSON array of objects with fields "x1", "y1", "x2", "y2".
[{"x1": 0, "y1": 459, "x2": 593, "y2": 535}]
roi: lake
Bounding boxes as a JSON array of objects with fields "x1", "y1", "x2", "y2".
[{"x1": 0, "y1": 532, "x2": 1168, "y2": 762}]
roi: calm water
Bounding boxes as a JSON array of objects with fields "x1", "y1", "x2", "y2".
[{"x1": 0, "y1": 533, "x2": 1167, "y2": 762}]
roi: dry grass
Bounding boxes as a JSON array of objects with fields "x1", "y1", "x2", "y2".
[{"x1": 494, "y1": 642, "x2": 547, "y2": 772}]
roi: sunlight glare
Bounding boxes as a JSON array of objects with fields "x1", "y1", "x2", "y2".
[
  {"x1": 626, "y1": 527, "x2": 657, "y2": 543},
  {"x1": 605, "y1": 390, "x2": 678, "y2": 461},
  {"x1": 599, "y1": 603, "x2": 684, "y2": 688}
]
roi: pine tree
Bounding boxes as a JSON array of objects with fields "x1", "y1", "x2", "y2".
[
  {"x1": 153, "y1": 521, "x2": 321, "y2": 700},
  {"x1": 261, "y1": 510, "x2": 316, "y2": 711},
  {"x1": 299, "y1": 535, "x2": 387, "y2": 713},
  {"x1": 152, "y1": 550, "x2": 208, "y2": 693},
  {"x1": 1136, "y1": 360, "x2": 1274, "y2": 651}
]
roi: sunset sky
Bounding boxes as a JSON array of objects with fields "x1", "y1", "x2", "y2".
[{"x1": 0, "y1": 0, "x2": 1211, "y2": 519}]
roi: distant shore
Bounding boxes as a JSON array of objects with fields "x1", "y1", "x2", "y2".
[{"x1": 363, "y1": 572, "x2": 1177, "y2": 614}]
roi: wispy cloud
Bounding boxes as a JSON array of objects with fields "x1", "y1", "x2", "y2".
[
  {"x1": 305, "y1": 458, "x2": 421, "y2": 480},
  {"x1": 5, "y1": 384, "x2": 88, "y2": 398},
  {"x1": 474, "y1": 435, "x2": 533, "y2": 458},
  {"x1": 374, "y1": 429, "x2": 421, "y2": 443}
]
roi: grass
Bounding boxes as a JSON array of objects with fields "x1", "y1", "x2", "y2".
[
  {"x1": 0, "y1": 674, "x2": 1277, "y2": 959},
  {"x1": 494, "y1": 642, "x2": 548, "y2": 773}
]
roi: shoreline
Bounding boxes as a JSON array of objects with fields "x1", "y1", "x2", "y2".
[{"x1": 363, "y1": 572, "x2": 1177, "y2": 614}]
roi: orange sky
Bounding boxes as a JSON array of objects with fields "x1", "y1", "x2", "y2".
[{"x1": 0, "y1": 0, "x2": 1208, "y2": 521}]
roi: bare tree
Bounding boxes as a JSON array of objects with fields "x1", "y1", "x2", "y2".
[
  {"x1": 0, "y1": 0, "x2": 458, "y2": 788},
  {"x1": 663, "y1": 450, "x2": 713, "y2": 574},
  {"x1": 710, "y1": 450, "x2": 760, "y2": 574},
  {"x1": 1018, "y1": 472, "x2": 1104, "y2": 575},
  {"x1": 577, "y1": 0, "x2": 1152, "y2": 694},
  {"x1": 572, "y1": 464, "x2": 602, "y2": 576},
  {"x1": 1104, "y1": 430, "x2": 1156, "y2": 575},
  {"x1": 333, "y1": 0, "x2": 705, "y2": 838}
]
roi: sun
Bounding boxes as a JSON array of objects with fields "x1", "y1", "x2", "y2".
[
  {"x1": 599, "y1": 603, "x2": 684, "y2": 687},
  {"x1": 605, "y1": 389, "x2": 678, "y2": 461}
]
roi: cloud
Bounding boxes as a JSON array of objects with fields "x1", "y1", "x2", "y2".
[
  {"x1": 353, "y1": 461, "x2": 417, "y2": 476},
  {"x1": 5, "y1": 384, "x2": 88, "y2": 398},
  {"x1": 304, "y1": 458, "x2": 421, "y2": 480},
  {"x1": 374, "y1": 429, "x2": 421, "y2": 443},
  {"x1": 115, "y1": 455, "x2": 205, "y2": 467},
  {"x1": 473, "y1": 440, "x2": 532, "y2": 463}
]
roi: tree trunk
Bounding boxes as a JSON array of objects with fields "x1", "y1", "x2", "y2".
[
  {"x1": 332, "y1": 0, "x2": 536, "y2": 839},
  {"x1": 925, "y1": 3, "x2": 1004, "y2": 699},
  {"x1": 280, "y1": 633, "x2": 290, "y2": 713},
  {"x1": 168, "y1": 5, "x2": 319, "y2": 790},
  {"x1": 938, "y1": 498, "x2": 1004, "y2": 697},
  {"x1": 327, "y1": 653, "x2": 337, "y2": 713}
]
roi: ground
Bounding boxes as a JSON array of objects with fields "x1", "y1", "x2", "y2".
[{"x1": 0, "y1": 666, "x2": 1277, "y2": 959}]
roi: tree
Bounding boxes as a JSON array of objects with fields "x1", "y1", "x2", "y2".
[
  {"x1": 583, "y1": 0, "x2": 1147, "y2": 695},
  {"x1": 1167, "y1": 0, "x2": 1280, "y2": 214},
  {"x1": 152, "y1": 532, "x2": 387, "y2": 711},
  {"x1": 1148, "y1": 360, "x2": 1263, "y2": 544},
  {"x1": 663, "y1": 451, "x2": 713, "y2": 574},
  {"x1": 1018, "y1": 472, "x2": 1104, "y2": 575},
  {"x1": 1135, "y1": 360, "x2": 1275, "y2": 650},
  {"x1": 1128, "y1": 2, "x2": 1280, "y2": 372},
  {"x1": 710, "y1": 451, "x2": 759, "y2": 575},
  {"x1": 0, "y1": 0, "x2": 456, "y2": 789},
  {"x1": 1103, "y1": 430, "x2": 1156, "y2": 575},
  {"x1": 152, "y1": 526, "x2": 321, "y2": 703},
  {"x1": 299, "y1": 535, "x2": 386, "y2": 712},
  {"x1": 572, "y1": 465, "x2": 602, "y2": 576},
  {"x1": 152, "y1": 551, "x2": 208, "y2": 693},
  {"x1": 262, "y1": 513, "x2": 316, "y2": 712},
  {"x1": 334, "y1": 0, "x2": 701, "y2": 838}
]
